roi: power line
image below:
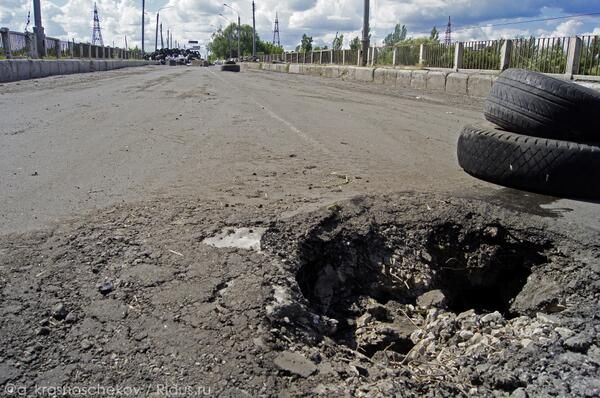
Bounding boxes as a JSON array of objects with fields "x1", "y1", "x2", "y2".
[
  {"x1": 453, "y1": 12, "x2": 600, "y2": 33},
  {"x1": 407, "y1": 11, "x2": 600, "y2": 37}
]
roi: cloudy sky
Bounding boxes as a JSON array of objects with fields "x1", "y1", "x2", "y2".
[{"x1": 1, "y1": 0, "x2": 599, "y2": 51}]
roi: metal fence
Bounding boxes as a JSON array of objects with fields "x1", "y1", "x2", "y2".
[
  {"x1": 8, "y1": 32, "x2": 29, "y2": 57},
  {"x1": 423, "y1": 43, "x2": 455, "y2": 68},
  {"x1": 1, "y1": 27, "x2": 141, "y2": 59},
  {"x1": 376, "y1": 46, "x2": 394, "y2": 65},
  {"x1": 510, "y1": 37, "x2": 570, "y2": 74},
  {"x1": 463, "y1": 40, "x2": 502, "y2": 70},
  {"x1": 260, "y1": 35, "x2": 599, "y2": 78},
  {"x1": 579, "y1": 35, "x2": 600, "y2": 76}
]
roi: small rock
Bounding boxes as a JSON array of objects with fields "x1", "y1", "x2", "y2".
[
  {"x1": 416, "y1": 290, "x2": 447, "y2": 309},
  {"x1": 65, "y1": 312, "x2": 78, "y2": 323},
  {"x1": 492, "y1": 371, "x2": 522, "y2": 391},
  {"x1": 520, "y1": 338, "x2": 533, "y2": 349},
  {"x1": 36, "y1": 327, "x2": 50, "y2": 336},
  {"x1": 511, "y1": 387, "x2": 528, "y2": 398},
  {"x1": 51, "y1": 303, "x2": 68, "y2": 320},
  {"x1": 419, "y1": 250, "x2": 433, "y2": 263},
  {"x1": 274, "y1": 351, "x2": 317, "y2": 378},
  {"x1": 81, "y1": 339, "x2": 93, "y2": 350},
  {"x1": 564, "y1": 333, "x2": 592, "y2": 353},
  {"x1": 97, "y1": 281, "x2": 114, "y2": 295},
  {"x1": 554, "y1": 327, "x2": 574, "y2": 339},
  {"x1": 481, "y1": 311, "x2": 503, "y2": 325},
  {"x1": 536, "y1": 312, "x2": 560, "y2": 324},
  {"x1": 459, "y1": 330, "x2": 474, "y2": 341}
]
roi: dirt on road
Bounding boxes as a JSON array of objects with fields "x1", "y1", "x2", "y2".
[{"x1": 0, "y1": 67, "x2": 598, "y2": 397}]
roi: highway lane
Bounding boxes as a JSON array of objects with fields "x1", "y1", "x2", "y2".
[{"x1": 0, "y1": 65, "x2": 597, "y2": 234}]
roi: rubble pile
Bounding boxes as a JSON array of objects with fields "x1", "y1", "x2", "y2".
[
  {"x1": 145, "y1": 48, "x2": 204, "y2": 65},
  {"x1": 262, "y1": 195, "x2": 600, "y2": 396}
]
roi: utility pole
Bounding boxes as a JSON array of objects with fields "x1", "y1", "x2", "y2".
[
  {"x1": 237, "y1": 15, "x2": 241, "y2": 59},
  {"x1": 141, "y1": 0, "x2": 145, "y2": 55},
  {"x1": 167, "y1": 29, "x2": 169, "y2": 48},
  {"x1": 32, "y1": 0, "x2": 45, "y2": 58},
  {"x1": 155, "y1": 12, "x2": 159, "y2": 51},
  {"x1": 272, "y1": 13, "x2": 280, "y2": 46},
  {"x1": 361, "y1": 0, "x2": 370, "y2": 66},
  {"x1": 252, "y1": 1, "x2": 256, "y2": 56},
  {"x1": 160, "y1": 23, "x2": 163, "y2": 48}
]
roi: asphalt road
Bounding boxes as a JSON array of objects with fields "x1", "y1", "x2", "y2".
[{"x1": 0, "y1": 65, "x2": 597, "y2": 234}]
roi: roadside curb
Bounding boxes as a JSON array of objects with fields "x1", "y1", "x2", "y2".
[
  {"x1": 0, "y1": 59, "x2": 154, "y2": 83},
  {"x1": 241, "y1": 63, "x2": 600, "y2": 98}
]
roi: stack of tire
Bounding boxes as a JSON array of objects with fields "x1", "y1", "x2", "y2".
[
  {"x1": 221, "y1": 60, "x2": 240, "y2": 72},
  {"x1": 457, "y1": 69, "x2": 600, "y2": 199}
]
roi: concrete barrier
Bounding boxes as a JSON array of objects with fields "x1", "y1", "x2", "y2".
[
  {"x1": 374, "y1": 68, "x2": 386, "y2": 84},
  {"x1": 410, "y1": 70, "x2": 428, "y2": 89},
  {"x1": 396, "y1": 70, "x2": 412, "y2": 88},
  {"x1": 80, "y1": 61, "x2": 92, "y2": 73},
  {"x1": 0, "y1": 60, "x2": 13, "y2": 82},
  {"x1": 47, "y1": 61, "x2": 59, "y2": 76},
  {"x1": 468, "y1": 74, "x2": 495, "y2": 98},
  {"x1": 322, "y1": 66, "x2": 340, "y2": 78},
  {"x1": 427, "y1": 71, "x2": 448, "y2": 91},
  {"x1": 12, "y1": 59, "x2": 31, "y2": 80},
  {"x1": 246, "y1": 62, "x2": 600, "y2": 97},
  {"x1": 446, "y1": 73, "x2": 469, "y2": 95},
  {"x1": 289, "y1": 64, "x2": 301, "y2": 74},
  {"x1": 0, "y1": 59, "x2": 151, "y2": 83},
  {"x1": 352, "y1": 67, "x2": 375, "y2": 82},
  {"x1": 29, "y1": 60, "x2": 42, "y2": 79}
]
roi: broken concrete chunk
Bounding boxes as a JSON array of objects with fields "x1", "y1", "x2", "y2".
[
  {"x1": 203, "y1": 227, "x2": 266, "y2": 251},
  {"x1": 274, "y1": 351, "x2": 318, "y2": 377},
  {"x1": 563, "y1": 333, "x2": 592, "y2": 353},
  {"x1": 416, "y1": 289, "x2": 447, "y2": 309},
  {"x1": 51, "y1": 303, "x2": 68, "y2": 320}
]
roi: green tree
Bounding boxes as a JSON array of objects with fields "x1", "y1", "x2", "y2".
[
  {"x1": 332, "y1": 33, "x2": 344, "y2": 50},
  {"x1": 349, "y1": 36, "x2": 361, "y2": 51},
  {"x1": 208, "y1": 23, "x2": 258, "y2": 58},
  {"x1": 298, "y1": 34, "x2": 313, "y2": 52},
  {"x1": 258, "y1": 41, "x2": 283, "y2": 55},
  {"x1": 384, "y1": 24, "x2": 407, "y2": 46},
  {"x1": 430, "y1": 26, "x2": 439, "y2": 42}
]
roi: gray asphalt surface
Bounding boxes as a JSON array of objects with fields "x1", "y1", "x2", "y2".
[{"x1": 0, "y1": 65, "x2": 597, "y2": 234}]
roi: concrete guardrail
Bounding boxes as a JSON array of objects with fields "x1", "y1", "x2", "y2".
[
  {"x1": 0, "y1": 59, "x2": 153, "y2": 83},
  {"x1": 242, "y1": 62, "x2": 600, "y2": 98}
]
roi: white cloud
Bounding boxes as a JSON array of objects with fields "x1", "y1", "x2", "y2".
[{"x1": 1, "y1": 0, "x2": 598, "y2": 50}]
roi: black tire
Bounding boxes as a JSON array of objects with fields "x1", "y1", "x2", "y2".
[
  {"x1": 457, "y1": 124, "x2": 600, "y2": 199},
  {"x1": 221, "y1": 64, "x2": 240, "y2": 72},
  {"x1": 484, "y1": 69, "x2": 600, "y2": 140}
]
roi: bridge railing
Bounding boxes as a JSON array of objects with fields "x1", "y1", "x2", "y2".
[
  {"x1": 268, "y1": 35, "x2": 599, "y2": 78},
  {"x1": 0, "y1": 27, "x2": 142, "y2": 60}
]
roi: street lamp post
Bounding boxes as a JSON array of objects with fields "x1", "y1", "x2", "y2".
[
  {"x1": 223, "y1": 4, "x2": 241, "y2": 60},
  {"x1": 361, "y1": 0, "x2": 370, "y2": 66},
  {"x1": 252, "y1": 1, "x2": 256, "y2": 57},
  {"x1": 141, "y1": 0, "x2": 145, "y2": 55},
  {"x1": 219, "y1": 14, "x2": 234, "y2": 59},
  {"x1": 32, "y1": 0, "x2": 45, "y2": 57}
]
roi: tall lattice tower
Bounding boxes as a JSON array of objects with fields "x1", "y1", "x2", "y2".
[
  {"x1": 92, "y1": 2, "x2": 104, "y2": 46},
  {"x1": 445, "y1": 16, "x2": 452, "y2": 45},
  {"x1": 272, "y1": 13, "x2": 280, "y2": 47}
]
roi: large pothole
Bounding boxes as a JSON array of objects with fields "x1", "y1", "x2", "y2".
[{"x1": 294, "y1": 220, "x2": 550, "y2": 357}]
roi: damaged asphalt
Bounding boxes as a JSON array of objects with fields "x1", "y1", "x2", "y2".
[{"x1": 0, "y1": 66, "x2": 598, "y2": 396}]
